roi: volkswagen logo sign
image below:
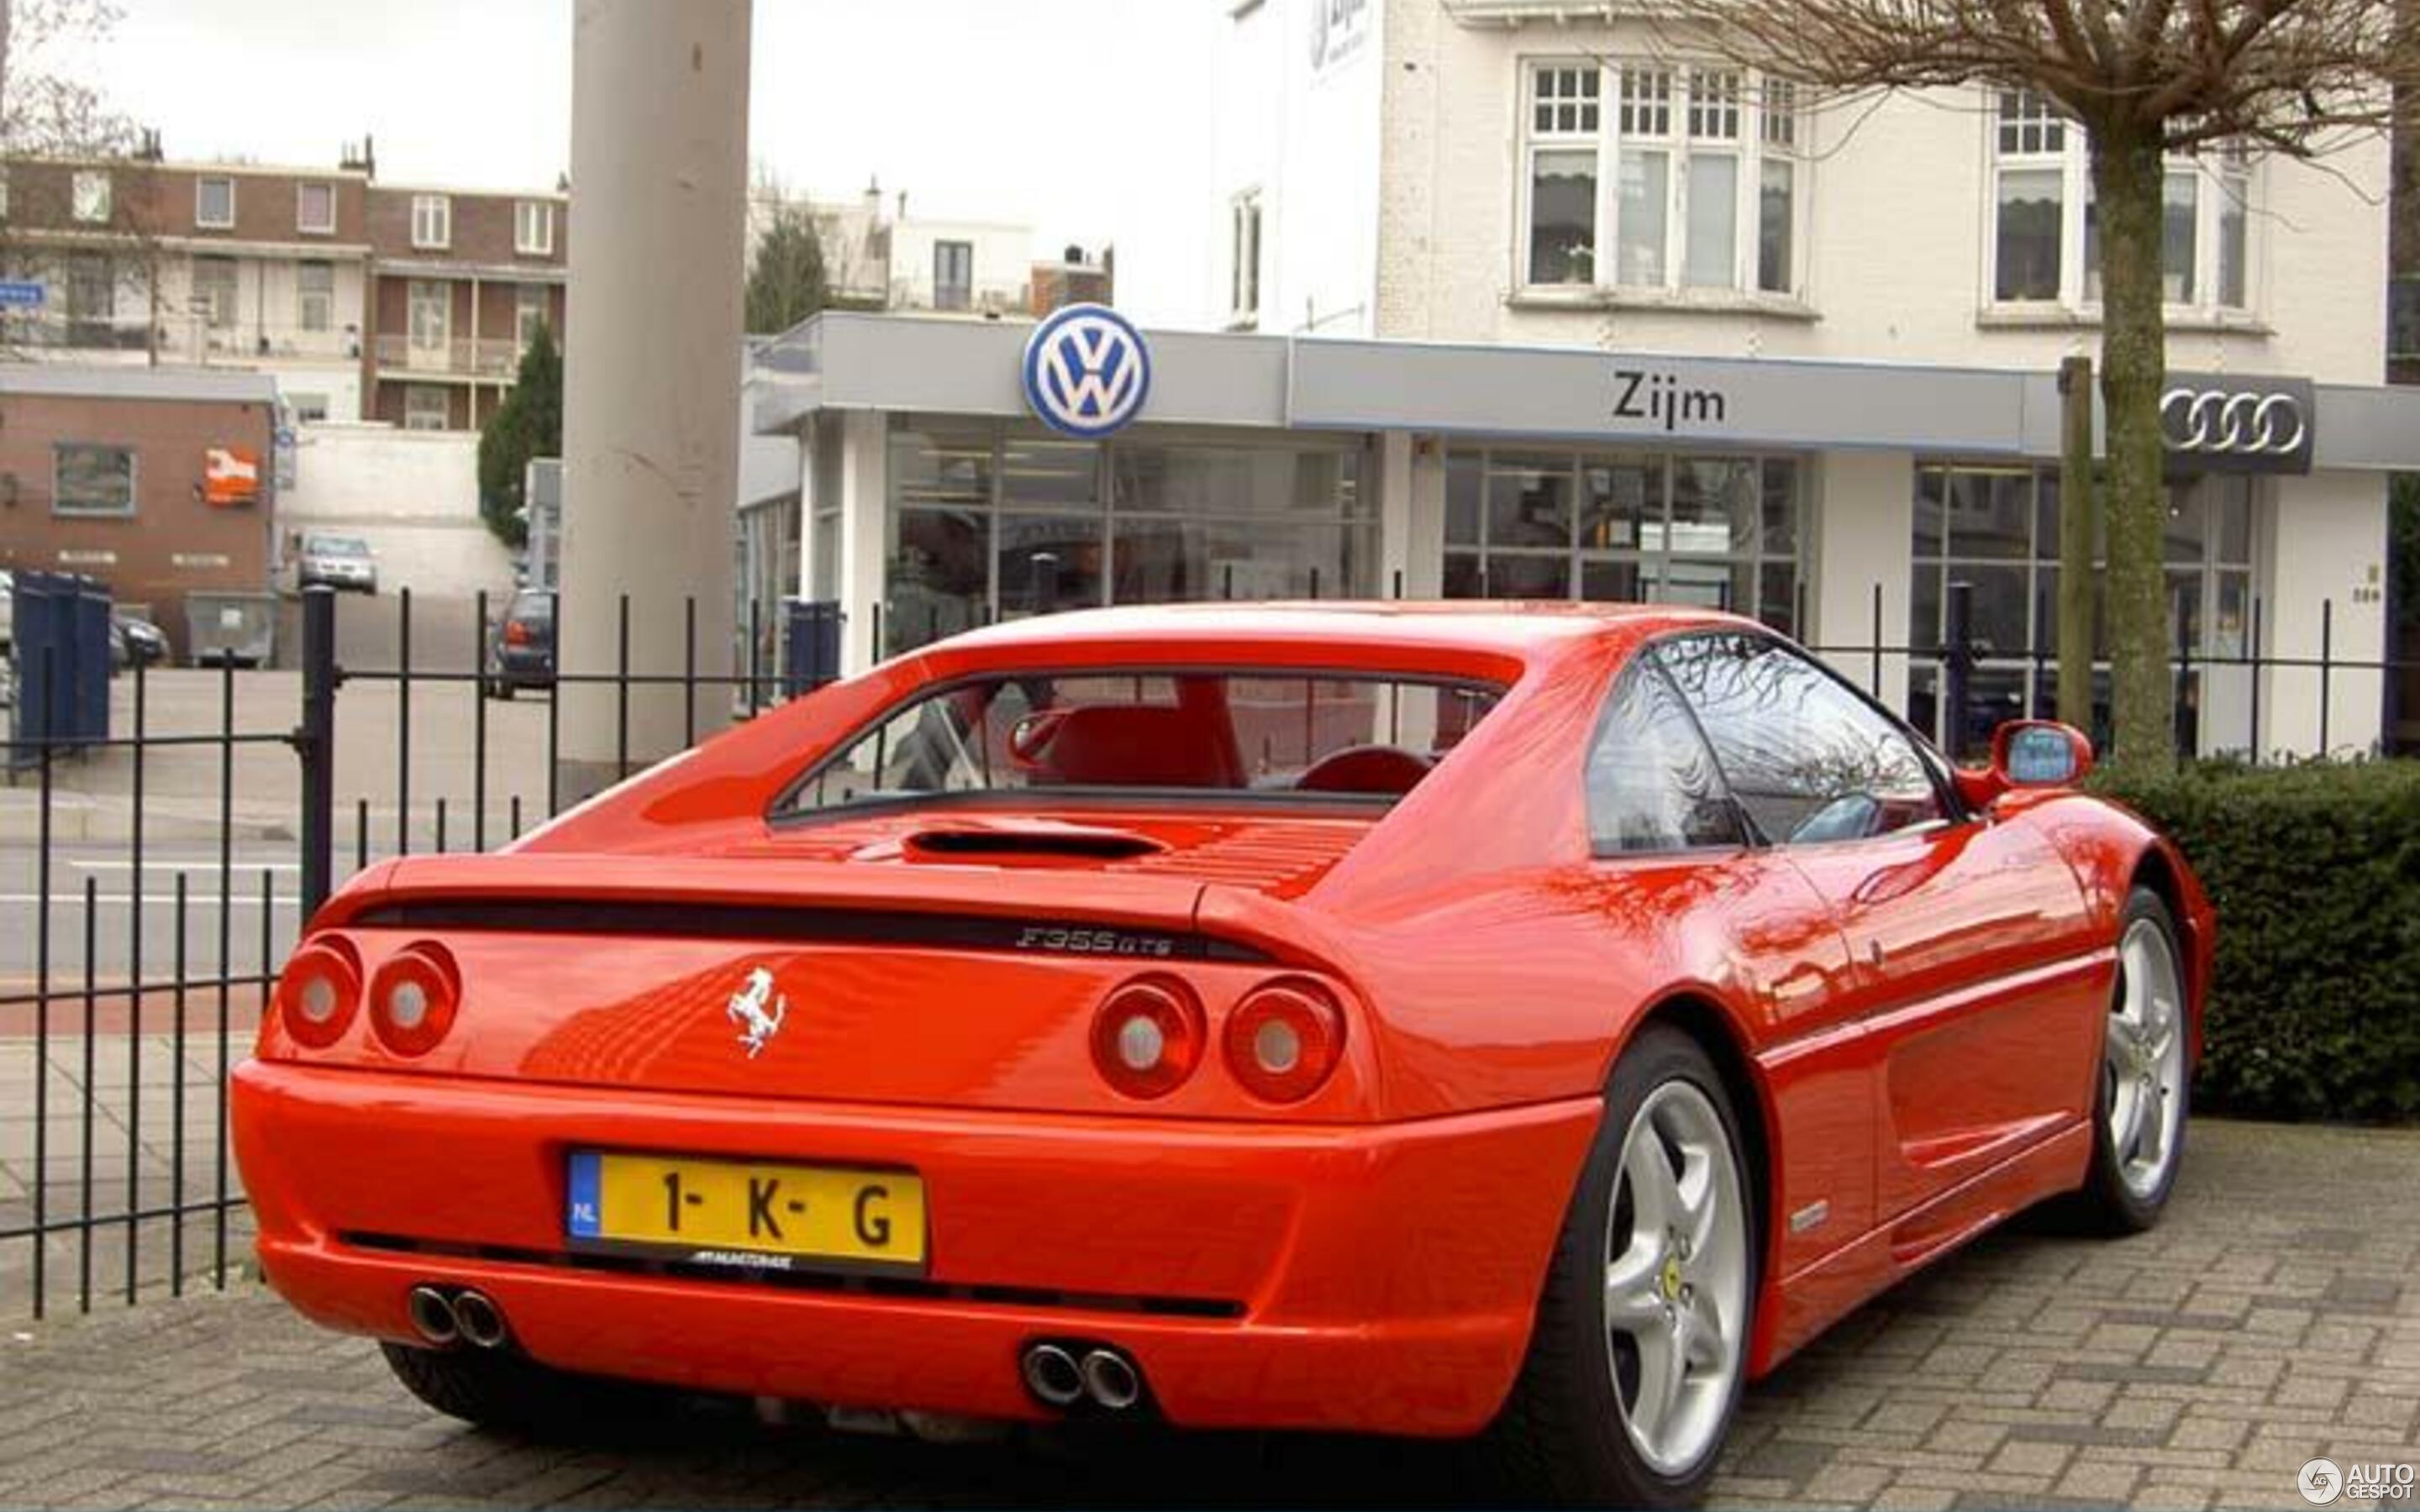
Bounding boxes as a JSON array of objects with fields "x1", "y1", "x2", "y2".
[{"x1": 1022, "y1": 303, "x2": 1151, "y2": 439}]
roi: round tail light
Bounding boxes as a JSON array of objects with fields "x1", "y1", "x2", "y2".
[
  {"x1": 1224, "y1": 979, "x2": 1345, "y2": 1104},
  {"x1": 368, "y1": 942, "x2": 460, "y2": 1058},
  {"x1": 1090, "y1": 978, "x2": 1205, "y2": 1100},
  {"x1": 276, "y1": 937, "x2": 362, "y2": 1049}
]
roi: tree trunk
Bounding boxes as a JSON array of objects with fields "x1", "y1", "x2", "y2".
[
  {"x1": 2091, "y1": 127, "x2": 2175, "y2": 775},
  {"x1": 2057, "y1": 354, "x2": 2097, "y2": 728}
]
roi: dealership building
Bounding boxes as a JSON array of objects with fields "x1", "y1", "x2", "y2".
[{"x1": 751, "y1": 0, "x2": 2420, "y2": 759}]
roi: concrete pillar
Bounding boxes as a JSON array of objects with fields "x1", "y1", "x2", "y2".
[
  {"x1": 1376, "y1": 432, "x2": 1413, "y2": 600},
  {"x1": 1809, "y1": 449, "x2": 1915, "y2": 715},
  {"x1": 1403, "y1": 436, "x2": 1448, "y2": 601},
  {"x1": 2258, "y1": 471, "x2": 2388, "y2": 758},
  {"x1": 803, "y1": 421, "x2": 832, "y2": 605},
  {"x1": 836, "y1": 409, "x2": 889, "y2": 676},
  {"x1": 558, "y1": 0, "x2": 751, "y2": 781},
  {"x1": 1377, "y1": 432, "x2": 1448, "y2": 603}
]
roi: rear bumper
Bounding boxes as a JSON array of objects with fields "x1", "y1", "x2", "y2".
[{"x1": 232, "y1": 1060, "x2": 1597, "y2": 1436}]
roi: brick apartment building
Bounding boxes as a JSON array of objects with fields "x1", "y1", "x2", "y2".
[
  {"x1": 0, "y1": 139, "x2": 566, "y2": 433},
  {"x1": 362, "y1": 176, "x2": 568, "y2": 431},
  {"x1": 1, "y1": 150, "x2": 374, "y2": 420}
]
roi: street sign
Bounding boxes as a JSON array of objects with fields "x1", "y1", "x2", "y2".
[{"x1": 0, "y1": 281, "x2": 46, "y2": 309}]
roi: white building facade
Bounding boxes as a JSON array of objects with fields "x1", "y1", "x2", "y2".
[{"x1": 755, "y1": 0, "x2": 2417, "y2": 759}]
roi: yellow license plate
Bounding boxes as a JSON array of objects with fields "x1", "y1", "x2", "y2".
[{"x1": 567, "y1": 1152, "x2": 926, "y2": 1272}]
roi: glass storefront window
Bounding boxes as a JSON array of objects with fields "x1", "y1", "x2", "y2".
[
  {"x1": 1444, "y1": 445, "x2": 1802, "y2": 633},
  {"x1": 1582, "y1": 458, "x2": 1661, "y2": 550},
  {"x1": 1910, "y1": 463, "x2": 2261, "y2": 755},
  {"x1": 1486, "y1": 454, "x2": 1575, "y2": 550},
  {"x1": 997, "y1": 514, "x2": 1103, "y2": 621},
  {"x1": 892, "y1": 424, "x2": 993, "y2": 505},
  {"x1": 1002, "y1": 435, "x2": 1097, "y2": 508},
  {"x1": 883, "y1": 420, "x2": 1370, "y2": 655},
  {"x1": 889, "y1": 506, "x2": 988, "y2": 648}
]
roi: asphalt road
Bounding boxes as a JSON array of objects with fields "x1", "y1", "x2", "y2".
[{"x1": 0, "y1": 837, "x2": 313, "y2": 990}]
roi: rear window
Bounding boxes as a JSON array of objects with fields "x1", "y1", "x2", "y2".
[
  {"x1": 779, "y1": 670, "x2": 1505, "y2": 816},
  {"x1": 308, "y1": 535, "x2": 369, "y2": 556},
  {"x1": 509, "y1": 591, "x2": 555, "y2": 621}
]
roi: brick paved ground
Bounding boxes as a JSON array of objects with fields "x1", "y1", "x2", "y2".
[{"x1": 1, "y1": 1117, "x2": 2413, "y2": 1511}]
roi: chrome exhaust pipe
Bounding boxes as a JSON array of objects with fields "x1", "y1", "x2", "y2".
[
  {"x1": 1021, "y1": 1343, "x2": 1085, "y2": 1408},
  {"x1": 452, "y1": 1289, "x2": 508, "y2": 1349},
  {"x1": 406, "y1": 1285, "x2": 459, "y2": 1346},
  {"x1": 1080, "y1": 1348, "x2": 1141, "y2": 1411}
]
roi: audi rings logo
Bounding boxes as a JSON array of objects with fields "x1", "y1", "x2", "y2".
[
  {"x1": 1022, "y1": 302, "x2": 1150, "y2": 439},
  {"x1": 2160, "y1": 386, "x2": 2308, "y2": 458}
]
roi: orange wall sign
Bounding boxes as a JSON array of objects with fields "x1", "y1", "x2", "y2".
[{"x1": 204, "y1": 445, "x2": 261, "y2": 507}]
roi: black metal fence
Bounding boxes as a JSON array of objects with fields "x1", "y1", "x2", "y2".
[
  {"x1": 0, "y1": 578, "x2": 2410, "y2": 1319},
  {"x1": 3, "y1": 650, "x2": 287, "y2": 1318}
]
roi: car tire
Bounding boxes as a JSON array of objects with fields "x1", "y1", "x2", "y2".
[
  {"x1": 1485, "y1": 1024, "x2": 1757, "y2": 1509},
  {"x1": 379, "y1": 1341, "x2": 674, "y2": 1439},
  {"x1": 2071, "y1": 888, "x2": 2190, "y2": 1234}
]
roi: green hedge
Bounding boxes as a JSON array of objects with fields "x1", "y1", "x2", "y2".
[{"x1": 2091, "y1": 760, "x2": 2420, "y2": 1122}]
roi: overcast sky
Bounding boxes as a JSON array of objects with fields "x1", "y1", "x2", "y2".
[{"x1": 82, "y1": 0, "x2": 1219, "y2": 320}]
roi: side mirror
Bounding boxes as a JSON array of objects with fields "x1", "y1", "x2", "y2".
[{"x1": 1992, "y1": 720, "x2": 2093, "y2": 789}]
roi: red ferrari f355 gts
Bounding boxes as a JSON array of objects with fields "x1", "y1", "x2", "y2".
[{"x1": 234, "y1": 603, "x2": 2209, "y2": 1506}]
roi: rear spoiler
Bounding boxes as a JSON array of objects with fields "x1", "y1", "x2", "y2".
[{"x1": 316, "y1": 853, "x2": 1274, "y2": 963}]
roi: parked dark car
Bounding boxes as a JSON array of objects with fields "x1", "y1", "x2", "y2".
[
  {"x1": 109, "y1": 613, "x2": 169, "y2": 673},
  {"x1": 483, "y1": 588, "x2": 555, "y2": 699}
]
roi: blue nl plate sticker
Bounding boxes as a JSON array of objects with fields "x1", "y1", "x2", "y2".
[{"x1": 566, "y1": 1151, "x2": 602, "y2": 1238}]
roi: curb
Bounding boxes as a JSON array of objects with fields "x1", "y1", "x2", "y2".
[{"x1": 0, "y1": 796, "x2": 293, "y2": 846}]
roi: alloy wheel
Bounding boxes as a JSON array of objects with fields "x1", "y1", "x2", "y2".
[
  {"x1": 2105, "y1": 916, "x2": 2186, "y2": 1199},
  {"x1": 1601, "y1": 1079, "x2": 1749, "y2": 1478}
]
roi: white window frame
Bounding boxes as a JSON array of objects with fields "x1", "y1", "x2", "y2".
[
  {"x1": 195, "y1": 176, "x2": 235, "y2": 230},
  {"x1": 514, "y1": 199, "x2": 555, "y2": 256},
  {"x1": 933, "y1": 239, "x2": 974, "y2": 311},
  {"x1": 403, "y1": 384, "x2": 450, "y2": 431},
  {"x1": 297, "y1": 180, "x2": 336, "y2": 235},
  {"x1": 1228, "y1": 189, "x2": 1262, "y2": 327},
  {"x1": 1515, "y1": 58, "x2": 1807, "y2": 300},
  {"x1": 408, "y1": 278, "x2": 450, "y2": 360},
  {"x1": 410, "y1": 193, "x2": 451, "y2": 251},
  {"x1": 297, "y1": 260, "x2": 334, "y2": 333},
  {"x1": 1986, "y1": 89, "x2": 2255, "y2": 316},
  {"x1": 191, "y1": 255, "x2": 239, "y2": 329},
  {"x1": 71, "y1": 171, "x2": 111, "y2": 223},
  {"x1": 515, "y1": 282, "x2": 549, "y2": 347}
]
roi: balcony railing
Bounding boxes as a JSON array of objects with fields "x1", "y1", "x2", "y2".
[
  {"x1": 1, "y1": 313, "x2": 155, "y2": 353},
  {"x1": 0, "y1": 313, "x2": 362, "y2": 361},
  {"x1": 159, "y1": 320, "x2": 361, "y2": 362},
  {"x1": 371, "y1": 333, "x2": 527, "y2": 377}
]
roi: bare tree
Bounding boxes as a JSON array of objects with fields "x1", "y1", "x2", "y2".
[
  {"x1": 0, "y1": 0, "x2": 169, "y2": 363},
  {"x1": 1668, "y1": 0, "x2": 2419, "y2": 774}
]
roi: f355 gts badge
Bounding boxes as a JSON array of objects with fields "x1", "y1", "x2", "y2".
[{"x1": 726, "y1": 966, "x2": 787, "y2": 1059}]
